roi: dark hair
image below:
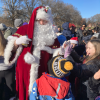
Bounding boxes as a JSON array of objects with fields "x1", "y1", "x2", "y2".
[
  {"x1": 83, "y1": 30, "x2": 88, "y2": 36},
  {"x1": 94, "y1": 27, "x2": 99, "y2": 32},
  {"x1": 82, "y1": 23, "x2": 87, "y2": 27}
]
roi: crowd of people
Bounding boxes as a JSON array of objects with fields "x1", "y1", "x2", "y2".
[{"x1": 0, "y1": 6, "x2": 100, "y2": 100}]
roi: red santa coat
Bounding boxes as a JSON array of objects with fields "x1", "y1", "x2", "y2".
[
  {"x1": 4, "y1": 7, "x2": 60, "y2": 100},
  {"x1": 12, "y1": 24, "x2": 60, "y2": 100}
]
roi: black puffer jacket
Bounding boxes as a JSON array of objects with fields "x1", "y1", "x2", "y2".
[
  {"x1": 72, "y1": 59, "x2": 99, "y2": 82},
  {"x1": 70, "y1": 57, "x2": 100, "y2": 99},
  {"x1": 87, "y1": 58, "x2": 100, "y2": 99}
]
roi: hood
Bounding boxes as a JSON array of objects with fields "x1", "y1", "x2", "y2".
[
  {"x1": 62, "y1": 22, "x2": 72, "y2": 37},
  {"x1": 62, "y1": 22, "x2": 70, "y2": 30},
  {"x1": 36, "y1": 73, "x2": 70, "y2": 99}
]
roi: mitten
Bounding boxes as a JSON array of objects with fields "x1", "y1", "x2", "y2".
[
  {"x1": 62, "y1": 40, "x2": 70, "y2": 48},
  {"x1": 64, "y1": 44, "x2": 73, "y2": 58},
  {"x1": 16, "y1": 35, "x2": 31, "y2": 45}
]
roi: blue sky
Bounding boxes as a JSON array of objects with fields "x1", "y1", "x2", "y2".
[
  {"x1": 0, "y1": 0, "x2": 100, "y2": 18},
  {"x1": 62, "y1": 0, "x2": 100, "y2": 18}
]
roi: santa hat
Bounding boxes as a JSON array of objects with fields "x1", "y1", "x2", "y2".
[
  {"x1": 70, "y1": 37, "x2": 78, "y2": 44},
  {"x1": 26, "y1": 6, "x2": 53, "y2": 51},
  {"x1": 48, "y1": 56, "x2": 73, "y2": 78},
  {"x1": 36, "y1": 6, "x2": 53, "y2": 23}
]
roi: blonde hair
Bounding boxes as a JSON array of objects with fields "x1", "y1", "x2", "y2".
[
  {"x1": 85, "y1": 39, "x2": 100, "y2": 63},
  {"x1": 0, "y1": 30, "x2": 7, "y2": 56}
]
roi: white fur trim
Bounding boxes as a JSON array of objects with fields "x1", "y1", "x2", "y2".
[
  {"x1": 28, "y1": 46, "x2": 60, "y2": 94},
  {"x1": 37, "y1": 46, "x2": 53, "y2": 54},
  {"x1": 70, "y1": 40, "x2": 78, "y2": 44},
  {"x1": 56, "y1": 33, "x2": 62, "y2": 36},
  {"x1": 29, "y1": 47, "x2": 40, "y2": 94},
  {"x1": 4, "y1": 37, "x2": 23, "y2": 66},
  {"x1": 53, "y1": 48, "x2": 61, "y2": 57},
  {"x1": 24, "y1": 52, "x2": 38, "y2": 64}
]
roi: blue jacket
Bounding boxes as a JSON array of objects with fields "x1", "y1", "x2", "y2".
[
  {"x1": 62, "y1": 22, "x2": 72, "y2": 40},
  {"x1": 29, "y1": 73, "x2": 74, "y2": 100}
]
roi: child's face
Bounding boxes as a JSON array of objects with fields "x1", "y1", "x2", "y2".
[
  {"x1": 71, "y1": 43, "x2": 77, "y2": 48},
  {"x1": 86, "y1": 42, "x2": 95, "y2": 56}
]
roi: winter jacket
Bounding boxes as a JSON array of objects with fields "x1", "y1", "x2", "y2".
[
  {"x1": 70, "y1": 49, "x2": 84, "y2": 63},
  {"x1": 82, "y1": 35, "x2": 92, "y2": 44},
  {"x1": 62, "y1": 22, "x2": 72, "y2": 40},
  {"x1": 88, "y1": 76, "x2": 100, "y2": 99},
  {"x1": 0, "y1": 56, "x2": 14, "y2": 70},
  {"x1": 11, "y1": 27, "x2": 17, "y2": 35},
  {"x1": 71, "y1": 57, "x2": 100, "y2": 99},
  {"x1": 87, "y1": 58, "x2": 100, "y2": 99},
  {"x1": 4, "y1": 27, "x2": 12, "y2": 39},
  {"x1": 76, "y1": 29, "x2": 83, "y2": 45},
  {"x1": 29, "y1": 73, "x2": 74, "y2": 100}
]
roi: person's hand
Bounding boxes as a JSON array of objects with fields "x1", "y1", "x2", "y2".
[
  {"x1": 58, "y1": 46, "x2": 65, "y2": 55},
  {"x1": 64, "y1": 44, "x2": 73, "y2": 58},
  {"x1": 62, "y1": 40, "x2": 70, "y2": 49},
  {"x1": 94, "y1": 70, "x2": 100, "y2": 80},
  {"x1": 16, "y1": 36, "x2": 31, "y2": 45}
]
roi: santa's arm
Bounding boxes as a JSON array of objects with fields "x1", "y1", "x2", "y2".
[
  {"x1": 4, "y1": 35, "x2": 31, "y2": 66},
  {"x1": 4, "y1": 36, "x2": 23, "y2": 66},
  {"x1": 51, "y1": 39, "x2": 69, "y2": 57}
]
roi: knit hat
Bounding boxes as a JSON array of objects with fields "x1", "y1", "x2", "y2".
[
  {"x1": 72, "y1": 24, "x2": 76, "y2": 28},
  {"x1": 70, "y1": 37, "x2": 78, "y2": 44},
  {"x1": 48, "y1": 56, "x2": 73, "y2": 78},
  {"x1": 0, "y1": 23, "x2": 7, "y2": 31},
  {"x1": 14, "y1": 19, "x2": 23, "y2": 27},
  {"x1": 36, "y1": 6, "x2": 53, "y2": 23},
  {"x1": 57, "y1": 35, "x2": 66, "y2": 46}
]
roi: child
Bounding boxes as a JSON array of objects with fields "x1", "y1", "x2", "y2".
[{"x1": 29, "y1": 55, "x2": 74, "y2": 100}]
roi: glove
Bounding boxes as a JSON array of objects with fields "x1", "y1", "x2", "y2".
[
  {"x1": 59, "y1": 46, "x2": 65, "y2": 55},
  {"x1": 16, "y1": 36, "x2": 31, "y2": 45},
  {"x1": 62, "y1": 40, "x2": 70, "y2": 48},
  {"x1": 64, "y1": 44, "x2": 73, "y2": 58},
  {"x1": 24, "y1": 52, "x2": 36, "y2": 64}
]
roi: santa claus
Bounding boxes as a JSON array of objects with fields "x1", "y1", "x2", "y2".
[{"x1": 4, "y1": 6, "x2": 61, "y2": 100}]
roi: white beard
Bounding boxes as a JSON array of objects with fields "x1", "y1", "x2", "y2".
[
  {"x1": 29, "y1": 21, "x2": 57, "y2": 94},
  {"x1": 33, "y1": 21, "x2": 57, "y2": 47}
]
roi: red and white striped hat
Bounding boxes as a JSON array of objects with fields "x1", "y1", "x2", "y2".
[{"x1": 70, "y1": 37, "x2": 78, "y2": 44}]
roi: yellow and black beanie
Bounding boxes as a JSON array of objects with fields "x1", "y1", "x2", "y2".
[{"x1": 48, "y1": 56, "x2": 73, "y2": 78}]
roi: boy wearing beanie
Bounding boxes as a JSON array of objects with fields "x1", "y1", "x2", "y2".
[{"x1": 29, "y1": 55, "x2": 74, "y2": 100}]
